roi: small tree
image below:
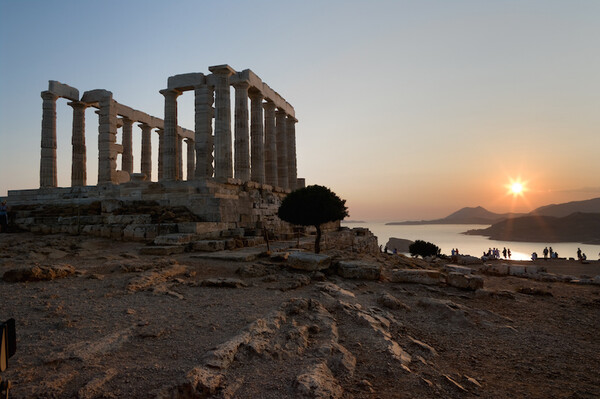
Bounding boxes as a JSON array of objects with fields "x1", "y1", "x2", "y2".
[
  {"x1": 409, "y1": 240, "x2": 441, "y2": 258},
  {"x1": 278, "y1": 185, "x2": 349, "y2": 254}
]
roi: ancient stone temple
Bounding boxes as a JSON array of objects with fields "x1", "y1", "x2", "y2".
[{"x1": 8, "y1": 65, "x2": 306, "y2": 241}]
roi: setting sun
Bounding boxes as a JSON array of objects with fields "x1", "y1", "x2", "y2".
[{"x1": 511, "y1": 182, "x2": 523, "y2": 195}]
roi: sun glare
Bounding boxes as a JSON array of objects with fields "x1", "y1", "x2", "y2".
[
  {"x1": 505, "y1": 178, "x2": 527, "y2": 197},
  {"x1": 510, "y1": 182, "x2": 523, "y2": 195}
]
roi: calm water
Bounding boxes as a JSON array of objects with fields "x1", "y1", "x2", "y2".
[{"x1": 342, "y1": 221, "x2": 600, "y2": 261}]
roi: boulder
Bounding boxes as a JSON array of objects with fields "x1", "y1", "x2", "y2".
[
  {"x1": 385, "y1": 238, "x2": 414, "y2": 253},
  {"x1": 444, "y1": 264, "x2": 473, "y2": 275},
  {"x1": 337, "y1": 260, "x2": 382, "y2": 280},
  {"x1": 377, "y1": 293, "x2": 411, "y2": 311},
  {"x1": 446, "y1": 272, "x2": 484, "y2": 291},
  {"x1": 389, "y1": 269, "x2": 442, "y2": 285},
  {"x1": 287, "y1": 252, "x2": 331, "y2": 271}
]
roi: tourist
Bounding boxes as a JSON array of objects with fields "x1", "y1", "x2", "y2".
[
  {"x1": 507, "y1": 248, "x2": 512, "y2": 259},
  {"x1": 0, "y1": 200, "x2": 7, "y2": 233},
  {"x1": 543, "y1": 247, "x2": 549, "y2": 259},
  {"x1": 549, "y1": 247, "x2": 553, "y2": 259},
  {"x1": 577, "y1": 248, "x2": 582, "y2": 260},
  {"x1": 502, "y1": 247, "x2": 507, "y2": 259},
  {"x1": 531, "y1": 252, "x2": 538, "y2": 261}
]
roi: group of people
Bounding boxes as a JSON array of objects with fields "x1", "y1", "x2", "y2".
[
  {"x1": 576, "y1": 248, "x2": 587, "y2": 261},
  {"x1": 482, "y1": 247, "x2": 511, "y2": 260}
]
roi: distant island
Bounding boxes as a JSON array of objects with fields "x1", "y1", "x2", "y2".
[
  {"x1": 388, "y1": 197, "x2": 600, "y2": 244},
  {"x1": 465, "y1": 212, "x2": 600, "y2": 244},
  {"x1": 342, "y1": 220, "x2": 366, "y2": 224},
  {"x1": 387, "y1": 206, "x2": 523, "y2": 225}
]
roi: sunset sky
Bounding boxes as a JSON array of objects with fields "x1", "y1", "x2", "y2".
[{"x1": 1, "y1": 0, "x2": 599, "y2": 221}]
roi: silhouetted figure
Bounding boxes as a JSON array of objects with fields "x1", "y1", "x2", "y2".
[
  {"x1": 0, "y1": 200, "x2": 8, "y2": 233},
  {"x1": 549, "y1": 247, "x2": 553, "y2": 259},
  {"x1": 543, "y1": 247, "x2": 549, "y2": 259},
  {"x1": 384, "y1": 246, "x2": 388, "y2": 254},
  {"x1": 577, "y1": 248, "x2": 582, "y2": 260},
  {"x1": 502, "y1": 247, "x2": 507, "y2": 259},
  {"x1": 531, "y1": 252, "x2": 538, "y2": 261},
  {"x1": 508, "y1": 248, "x2": 512, "y2": 259}
]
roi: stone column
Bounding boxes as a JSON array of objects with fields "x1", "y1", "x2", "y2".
[
  {"x1": 186, "y1": 138, "x2": 195, "y2": 180},
  {"x1": 249, "y1": 90, "x2": 265, "y2": 184},
  {"x1": 121, "y1": 117, "x2": 134, "y2": 174},
  {"x1": 286, "y1": 116, "x2": 298, "y2": 191},
  {"x1": 233, "y1": 82, "x2": 250, "y2": 181},
  {"x1": 70, "y1": 101, "x2": 88, "y2": 187},
  {"x1": 209, "y1": 65, "x2": 235, "y2": 180},
  {"x1": 140, "y1": 123, "x2": 152, "y2": 180},
  {"x1": 194, "y1": 84, "x2": 214, "y2": 179},
  {"x1": 97, "y1": 96, "x2": 118, "y2": 184},
  {"x1": 275, "y1": 109, "x2": 288, "y2": 189},
  {"x1": 177, "y1": 134, "x2": 183, "y2": 180},
  {"x1": 160, "y1": 89, "x2": 181, "y2": 180},
  {"x1": 157, "y1": 128, "x2": 164, "y2": 181},
  {"x1": 40, "y1": 91, "x2": 59, "y2": 187},
  {"x1": 263, "y1": 100, "x2": 277, "y2": 186}
]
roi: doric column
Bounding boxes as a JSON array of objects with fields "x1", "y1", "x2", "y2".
[
  {"x1": 97, "y1": 95, "x2": 118, "y2": 184},
  {"x1": 276, "y1": 109, "x2": 288, "y2": 189},
  {"x1": 139, "y1": 123, "x2": 152, "y2": 180},
  {"x1": 177, "y1": 135, "x2": 183, "y2": 180},
  {"x1": 194, "y1": 84, "x2": 214, "y2": 179},
  {"x1": 249, "y1": 90, "x2": 265, "y2": 184},
  {"x1": 233, "y1": 82, "x2": 250, "y2": 181},
  {"x1": 40, "y1": 91, "x2": 59, "y2": 187},
  {"x1": 286, "y1": 116, "x2": 298, "y2": 191},
  {"x1": 186, "y1": 138, "x2": 195, "y2": 180},
  {"x1": 159, "y1": 89, "x2": 181, "y2": 181},
  {"x1": 157, "y1": 128, "x2": 164, "y2": 181},
  {"x1": 121, "y1": 117, "x2": 134, "y2": 174},
  {"x1": 69, "y1": 101, "x2": 88, "y2": 187},
  {"x1": 209, "y1": 65, "x2": 235, "y2": 180},
  {"x1": 263, "y1": 100, "x2": 277, "y2": 186}
]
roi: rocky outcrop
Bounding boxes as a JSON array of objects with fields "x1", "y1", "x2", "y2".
[{"x1": 2, "y1": 263, "x2": 75, "y2": 282}]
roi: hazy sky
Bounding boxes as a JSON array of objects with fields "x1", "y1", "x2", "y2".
[{"x1": 1, "y1": 0, "x2": 599, "y2": 221}]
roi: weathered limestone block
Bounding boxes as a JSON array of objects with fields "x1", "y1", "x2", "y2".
[
  {"x1": 191, "y1": 240, "x2": 226, "y2": 252},
  {"x1": 288, "y1": 252, "x2": 331, "y2": 271},
  {"x1": 446, "y1": 272, "x2": 484, "y2": 291},
  {"x1": 138, "y1": 246, "x2": 185, "y2": 256},
  {"x1": 482, "y1": 263, "x2": 510, "y2": 275},
  {"x1": 154, "y1": 234, "x2": 195, "y2": 246},
  {"x1": 3, "y1": 264, "x2": 75, "y2": 282},
  {"x1": 444, "y1": 265, "x2": 473, "y2": 275},
  {"x1": 336, "y1": 260, "x2": 382, "y2": 280},
  {"x1": 389, "y1": 269, "x2": 442, "y2": 285}
]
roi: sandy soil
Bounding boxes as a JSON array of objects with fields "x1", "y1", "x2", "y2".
[{"x1": 1, "y1": 232, "x2": 599, "y2": 398}]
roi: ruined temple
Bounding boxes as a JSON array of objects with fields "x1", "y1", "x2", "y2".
[{"x1": 8, "y1": 65, "x2": 307, "y2": 241}]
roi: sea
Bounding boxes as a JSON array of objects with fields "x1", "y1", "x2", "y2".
[{"x1": 341, "y1": 221, "x2": 600, "y2": 262}]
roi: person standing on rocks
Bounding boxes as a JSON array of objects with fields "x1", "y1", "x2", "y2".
[
  {"x1": 543, "y1": 247, "x2": 549, "y2": 259},
  {"x1": 0, "y1": 200, "x2": 8, "y2": 233}
]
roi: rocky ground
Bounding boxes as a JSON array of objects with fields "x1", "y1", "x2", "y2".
[{"x1": 1, "y1": 232, "x2": 599, "y2": 398}]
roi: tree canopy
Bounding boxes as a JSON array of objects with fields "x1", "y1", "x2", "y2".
[{"x1": 278, "y1": 185, "x2": 349, "y2": 253}]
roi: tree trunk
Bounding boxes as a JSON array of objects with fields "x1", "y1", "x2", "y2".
[{"x1": 315, "y1": 224, "x2": 322, "y2": 254}]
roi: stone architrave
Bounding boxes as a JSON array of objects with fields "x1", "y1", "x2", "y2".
[
  {"x1": 139, "y1": 123, "x2": 152, "y2": 180},
  {"x1": 157, "y1": 128, "x2": 164, "y2": 181},
  {"x1": 249, "y1": 90, "x2": 265, "y2": 184},
  {"x1": 121, "y1": 117, "x2": 134, "y2": 174},
  {"x1": 233, "y1": 82, "x2": 250, "y2": 181},
  {"x1": 40, "y1": 91, "x2": 59, "y2": 187},
  {"x1": 275, "y1": 109, "x2": 288, "y2": 189},
  {"x1": 286, "y1": 116, "x2": 297, "y2": 190},
  {"x1": 194, "y1": 84, "x2": 215, "y2": 179},
  {"x1": 186, "y1": 138, "x2": 195, "y2": 180},
  {"x1": 69, "y1": 101, "x2": 88, "y2": 186},
  {"x1": 160, "y1": 89, "x2": 181, "y2": 181},
  {"x1": 209, "y1": 65, "x2": 235, "y2": 180},
  {"x1": 263, "y1": 100, "x2": 277, "y2": 186},
  {"x1": 97, "y1": 95, "x2": 118, "y2": 184}
]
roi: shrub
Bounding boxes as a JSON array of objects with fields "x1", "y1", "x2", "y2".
[{"x1": 409, "y1": 240, "x2": 441, "y2": 258}]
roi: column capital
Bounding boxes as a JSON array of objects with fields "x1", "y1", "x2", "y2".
[
  {"x1": 41, "y1": 91, "x2": 59, "y2": 101},
  {"x1": 67, "y1": 101, "x2": 88, "y2": 110},
  {"x1": 232, "y1": 81, "x2": 250, "y2": 89},
  {"x1": 248, "y1": 89, "x2": 264, "y2": 101},
  {"x1": 138, "y1": 122, "x2": 151, "y2": 130},
  {"x1": 263, "y1": 101, "x2": 276, "y2": 111},
  {"x1": 276, "y1": 108, "x2": 287, "y2": 115},
  {"x1": 159, "y1": 88, "x2": 182, "y2": 98},
  {"x1": 286, "y1": 115, "x2": 298, "y2": 124},
  {"x1": 208, "y1": 64, "x2": 236, "y2": 76}
]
